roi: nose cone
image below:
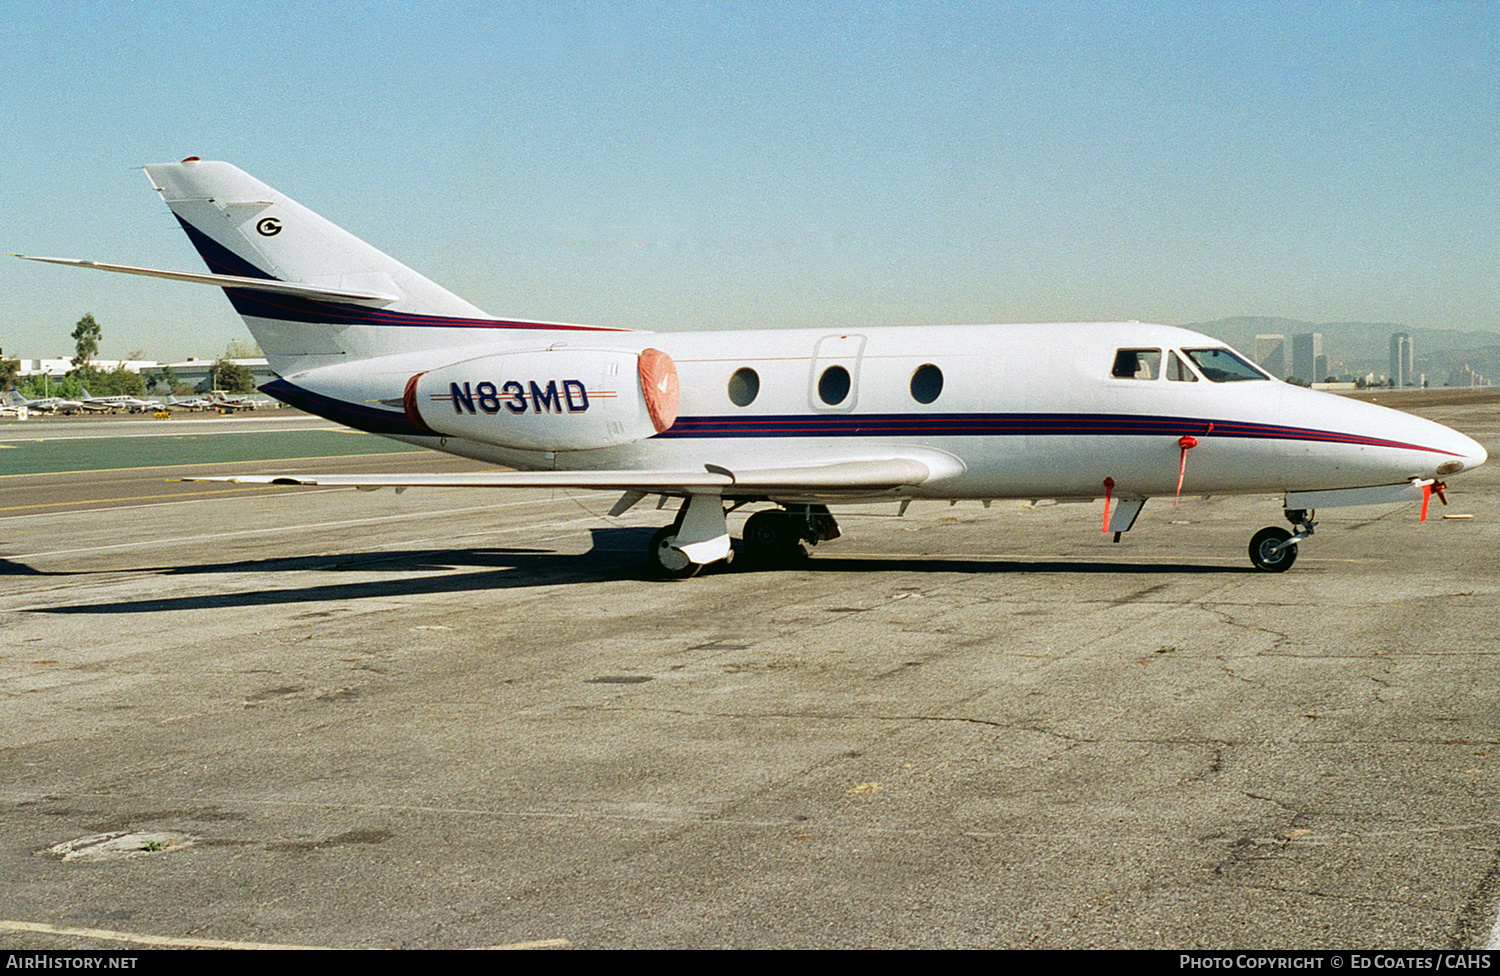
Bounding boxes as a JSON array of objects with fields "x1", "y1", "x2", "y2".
[
  {"x1": 1279, "y1": 386, "x2": 1489, "y2": 487},
  {"x1": 1360, "y1": 399, "x2": 1489, "y2": 479},
  {"x1": 1364, "y1": 395, "x2": 1489, "y2": 477},
  {"x1": 1436, "y1": 427, "x2": 1487, "y2": 476}
]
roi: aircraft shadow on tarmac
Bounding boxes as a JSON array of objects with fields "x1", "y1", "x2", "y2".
[{"x1": 27, "y1": 527, "x2": 1246, "y2": 614}]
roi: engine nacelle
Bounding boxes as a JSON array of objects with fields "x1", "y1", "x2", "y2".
[{"x1": 405, "y1": 347, "x2": 678, "y2": 452}]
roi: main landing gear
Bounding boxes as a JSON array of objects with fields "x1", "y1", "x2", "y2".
[
  {"x1": 648, "y1": 524, "x2": 703, "y2": 579},
  {"x1": 741, "y1": 505, "x2": 840, "y2": 566},
  {"x1": 1248, "y1": 508, "x2": 1315, "y2": 572},
  {"x1": 646, "y1": 501, "x2": 841, "y2": 578}
]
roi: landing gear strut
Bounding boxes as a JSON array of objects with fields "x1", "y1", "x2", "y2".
[
  {"x1": 649, "y1": 524, "x2": 701, "y2": 579},
  {"x1": 646, "y1": 494, "x2": 732, "y2": 579},
  {"x1": 1248, "y1": 508, "x2": 1316, "y2": 572}
]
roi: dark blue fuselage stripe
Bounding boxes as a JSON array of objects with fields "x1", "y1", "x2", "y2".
[
  {"x1": 257, "y1": 380, "x2": 1458, "y2": 457},
  {"x1": 261, "y1": 379, "x2": 433, "y2": 437},
  {"x1": 657, "y1": 413, "x2": 1458, "y2": 455}
]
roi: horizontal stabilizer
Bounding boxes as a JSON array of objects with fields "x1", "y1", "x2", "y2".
[
  {"x1": 9, "y1": 255, "x2": 399, "y2": 306},
  {"x1": 181, "y1": 457, "x2": 941, "y2": 497}
]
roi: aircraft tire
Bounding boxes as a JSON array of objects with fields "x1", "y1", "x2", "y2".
[
  {"x1": 1248, "y1": 526, "x2": 1297, "y2": 572},
  {"x1": 743, "y1": 510, "x2": 790, "y2": 551},
  {"x1": 741, "y1": 510, "x2": 808, "y2": 566},
  {"x1": 648, "y1": 526, "x2": 701, "y2": 579}
]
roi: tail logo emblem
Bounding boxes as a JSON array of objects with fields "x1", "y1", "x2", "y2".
[{"x1": 256, "y1": 218, "x2": 282, "y2": 237}]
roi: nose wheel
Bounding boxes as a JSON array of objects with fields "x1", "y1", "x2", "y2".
[
  {"x1": 1248, "y1": 508, "x2": 1315, "y2": 572},
  {"x1": 1248, "y1": 526, "x2": 1297, "y2": 572}
]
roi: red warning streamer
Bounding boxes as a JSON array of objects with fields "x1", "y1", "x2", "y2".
[
  {"x1": 1175, "y1": 435, "x2": 1197, "y2": 504},
  {"x1": 1102, "y1": 477, "x2": 1115, "y2": 534}
]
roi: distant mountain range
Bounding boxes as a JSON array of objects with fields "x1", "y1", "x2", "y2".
[{"x1": 1182, "y1": 317, "x2": 1500, "y2": 385}]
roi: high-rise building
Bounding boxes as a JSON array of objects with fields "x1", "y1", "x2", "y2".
[
  {"x1": 1291, "y1": 333, "x2": 1323, "y2": 384},
  {"x1": 1449, "y1": 364, "x2": 1490, "y2": 387},
  {"x1": 1256, "y1": 335, "x2": 1286, "y2": 379},
  {"x1": 1389, "y1": 333, "x2": 1414, "y2": 387}
]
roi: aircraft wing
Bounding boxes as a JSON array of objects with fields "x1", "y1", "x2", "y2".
[
  {"x1": 182, "y1": 457, "x2": 944, "y2": 497},
  {"x1": 10, "y1": 255, "x2": 399, "y2": 306}
]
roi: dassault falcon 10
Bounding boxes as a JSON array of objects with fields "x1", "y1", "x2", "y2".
[{"x1": 15, "y1": 158, "x2": 1487, "y2": 576}]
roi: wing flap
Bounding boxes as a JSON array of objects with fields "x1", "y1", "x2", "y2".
[
  {"x1": 181, "y1": 456, "x2": 948, "y2": 496},
  {"x1": 185, "y1": 469, "x2": 734, "y2": 493}
]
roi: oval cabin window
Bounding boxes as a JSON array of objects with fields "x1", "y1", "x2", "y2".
[
  {"x1": 910, "y1": 364, "x2": 943, "y2": 404},
  {"x1": 818, "y1": 365, "x2": 851, "y2": 405},
  {"x1": 727, "y1": 367, "x2": 760, "y2": 406}
]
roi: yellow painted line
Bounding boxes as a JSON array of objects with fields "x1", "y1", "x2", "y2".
[
  {"x1": 2, "y1": 495, "x2": 591, "y2": 562},
  {"x1": 0, "y1": 918, "x2": 329, "y2": 950},
  {"x1": 0, "y1": 451, "x2": 434, "y2": 480},
  {"x1": 0, "y1": 485, "x2": 282, "y2": 513},
  {"x1": 0, "y1": 919, "x2": 569, "y2": 950},
  {"x1": 477, "y1": 939, "x2": 571, "y2": 950}
]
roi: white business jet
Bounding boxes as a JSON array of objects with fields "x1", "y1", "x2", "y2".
[{"x1": 14, "y1": 159, "x2": 1487, "y2": 575}]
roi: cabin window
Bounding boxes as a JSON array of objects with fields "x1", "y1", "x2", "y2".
[
  {"x1": 818, "y1": 365, "x2": 851, "y2": 405},
  {"x1": 910, "y1": 364, "x2": 943, "y2": 404},
  {"x1": 1183, "y1": 348, "x2": 1267, "y2": 382},
  {"x1": 1111, "y1": 348, "x2": 1161, "y2": 380},
  {"x1": 728, "y1": 367, "x2": 760, "y2": 406},
  {"x1": 1167, "y1": 351, "x2": 1199, "y2": 382}
]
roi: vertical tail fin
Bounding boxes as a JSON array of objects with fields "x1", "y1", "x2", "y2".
[
  {"x1": 143, "y1": 159, "x2": 489, "y2": 321},
  {"x1": 143, "y1": 158, "x2": 525, "y2": 372}
]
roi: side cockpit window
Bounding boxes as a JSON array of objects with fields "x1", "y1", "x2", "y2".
[
  {"x1": 1183, "y1": 347, "x2": 1268, "y2": 382},
  {"x1": 1111, "y1": 348, "x2": 1161, "y2": 380},
  {"x1": 1167, "y1": 350, "x2": 1199, "y2": 382}
]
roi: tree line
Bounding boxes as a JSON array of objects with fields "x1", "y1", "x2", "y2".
[{"x1": 2, "y1": 314, "x2": 258, "y2": 396}]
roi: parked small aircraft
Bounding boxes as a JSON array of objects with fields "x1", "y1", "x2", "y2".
[
  {"x1": 5, "y1": 389, "x2": 85, "y2": 415},
  {"x1": 77, "y1": 387, "x2": 162, "y2": 413},
  {"x1": 206, "y1": 391, "x2": 273, "y2": 412},
  {"x1": 14, "y1": 159, "x2": 1487, "y2": 574}
]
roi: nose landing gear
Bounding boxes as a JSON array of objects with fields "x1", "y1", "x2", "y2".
[{"x1": 1248, "y1": 508, "x2": 1316, "y2": 572}]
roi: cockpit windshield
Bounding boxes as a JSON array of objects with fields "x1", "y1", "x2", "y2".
[{"x1": 1182, "y1": 348, "x2": 1268, "y2": 382}]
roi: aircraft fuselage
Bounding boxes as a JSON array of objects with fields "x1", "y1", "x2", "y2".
[{"x1": 260, "y1": 319, "x2": 1484, "y2": 507}]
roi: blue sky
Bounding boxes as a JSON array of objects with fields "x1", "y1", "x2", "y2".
[{"x1": 2, "y1": 0, "x2": 1497, "y2": 361}]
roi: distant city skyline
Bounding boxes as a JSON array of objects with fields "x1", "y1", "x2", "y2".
[
  {"x1": 1390, "y1": 333, "x2": 1416, "y2": 388},
  {"x1": 1292, "y1": 333, "x2": 1324, "y2": 385},
  {"x1": 3, "y1": 2, "x2": 1498, "y2": 361}
]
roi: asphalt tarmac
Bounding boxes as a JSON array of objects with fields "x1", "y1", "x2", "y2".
[{"x1": 2, "y1": 394, "x2": 1498, "y2": 949}]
